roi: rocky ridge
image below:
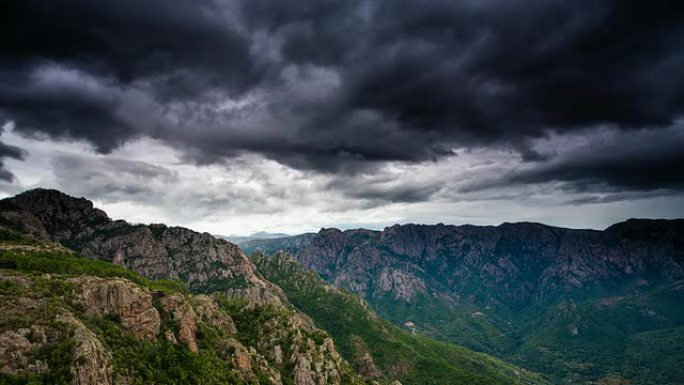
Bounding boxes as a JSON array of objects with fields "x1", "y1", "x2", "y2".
[
  {"x1": 0, "y1": 188, "x2": 284, "y2": 305},
  {"x1": 244, "y1": 220, "x2": 684, "y2": 307}
]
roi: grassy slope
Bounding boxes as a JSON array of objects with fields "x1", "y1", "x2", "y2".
[{"x1": 251, "y1": 252, "x2": 550, "y2": 385}]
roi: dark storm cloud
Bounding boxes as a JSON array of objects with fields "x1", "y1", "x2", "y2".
[
  {"x1": 509, "y1": 127, "x2": 684, "y2": 192},
  {"x1": 462, "y1": 126, "x2": 684, "y2": 195},
  {"x1": 51, "y1": 154, "x2": 178, "y2": 202},
  {"x1": 2, "y1": 0, "x2": 255, "y2": 92},
  {"x1": 341, "y1": 0, "x2": 684, "y2": 140},
  {"x1": 1, "y1": 0, "x2": 684, "y2": 197},
  {"x1": 0, "y1": 140, "x2": 26, "y2": 182},
  {"x1": 0, "y1": 126, "x2": 27, "y2": 182},
  {"x1": 0, "y1": 67, "x2": 141, "y2": 152},
  {"x1": 327, "y1": 174, "x2": 443, "y2": 204}
]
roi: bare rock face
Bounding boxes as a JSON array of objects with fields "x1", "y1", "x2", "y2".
[
  {"x1": 271, "y1": 345, "x2": 284, "y2": 365},
  {"x1": 252, "y1": 353, "x2": 284, "y2": 385},
  {"x1": 232, "y1": 343, "x2": 252, "y2": 373},
  {"x1": 293, "y1": 356, "x2": 317, "y2": 385},
  {"x1": 57, "y1": 312, "x2": 114, "y2": 385},
  {"x1": 0, "y1": 275, "x2": 113, "y2": 385},
  {"x1": 374, "y1": 267, "x2": 426, "y2": 301},
  {"x1": 68, "y1": 277, "x2": 161, "y2": 340},
  {"x1": 0, "y1": 189, "x2": 108, "y2": 241},
  {"x1": 225, "y1": 285, "x2": 284, "y2": 306},
  {"x1": 160, "y1": 294, "x2": 199, "y2": 353},
  {"x1": 296, "y1": 229, "x2": 378, "y2": 280},
  {"x1": 0, "y1": 210, "x2": 50, "y2": 241},
  {"x1": 288, "y1": 334, "x2": 345, "y2": 385},
  {"x1": 0, "y1": 268, "x2": 364, "y2": 385}
]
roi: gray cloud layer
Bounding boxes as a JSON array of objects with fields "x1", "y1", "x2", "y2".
[{"x1": 2, "y1": 0, "x2": 684, "y2": 201}]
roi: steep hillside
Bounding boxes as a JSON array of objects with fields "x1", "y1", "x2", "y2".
[
  {"x1": 0, "y1": 188, "x2": 284, "y2": 304},
  {"x1": 252, "y1": 251, "x2": 550, "y2": 385},
  {"x1": 243, "y1": 221, "x2": 684, "y2": 383},
  {"x1": 0, "y1": 231, "x2": 365, "y2": 385}
]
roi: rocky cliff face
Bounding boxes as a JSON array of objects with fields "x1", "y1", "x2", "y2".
[
  {"x1": 0, "y1": 189, "x2": 284, "y2": 305},
  {"x1": 245, "y1": 220, "x2": 684, "y2": 308}
]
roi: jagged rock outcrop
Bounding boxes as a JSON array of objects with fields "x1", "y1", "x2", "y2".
[
  {"x1": 0, "y1": 189, "x2": 285, "y2": 305},
  {"x1": 294, "y1": 356, "x2": 316, "y2": 385},
  {"x1": 160, "y1": 294, "x2": 199, "y2": 353},
  {"x1": 57, "y1": 312, "x2": 114, "y2": 385},
  {"x1": 68, "y1": 277, "x2": 161, "y2": 340},
  {"x1": 356, "y1": 352, "x2": 381, "y2": 379},
  {"x1": 0, "y1": 268, "x2": 367, "y2": 385}
]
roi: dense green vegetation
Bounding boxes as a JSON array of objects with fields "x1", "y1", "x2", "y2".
[
  {"x1": 365, "y1": 273, "x2": 684, "y2": 384},
  {"x1": 0, "y1": 338, "x2": 76, "y2": 385},
  {"x1": 251, "y1": 252, "x2": 549, "y2": 385},
  {"x1": 84, "y1": 316, "x2": 245, "y2": 385},
  {"x1": 507, "y1": 283, "x2": 684, "y2": 384},
  {"x1": 0, "y1": 227, "x2": 43, "y2": 246},
  {"x1": 370, "y1": 292, "x2": 520, "y2": 355}
]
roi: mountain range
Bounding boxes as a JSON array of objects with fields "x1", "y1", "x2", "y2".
[
  {"x1": 243, "y1": 220, "x2": 684, "y2": 384},
  {"x1": 0, "y1": 189, "x2": 547, "y2": 385},
  {"x1": 1, "y1": 188, "x2": 683, "y2": 384},
  {"x1": 218, "y1": 232, "x2": 293, "y2": 245}
]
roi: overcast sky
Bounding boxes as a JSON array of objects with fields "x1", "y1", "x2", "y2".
[{"x1": 1, "y1": 0, "x2": 683, "y2": 235}]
